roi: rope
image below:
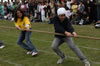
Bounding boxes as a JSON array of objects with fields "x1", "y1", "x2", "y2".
[{"x1": 0, "y1": 26, "x2": 100, "y2": 40}]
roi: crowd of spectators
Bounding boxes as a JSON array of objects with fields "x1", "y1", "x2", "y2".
[{"x1": 0, "y1": 0, "x2": 98, "y2": 25}]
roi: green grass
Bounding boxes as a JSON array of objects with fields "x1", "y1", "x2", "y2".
[{"x1": 0, "y1": 20, "x2": 100, "y2": 66}]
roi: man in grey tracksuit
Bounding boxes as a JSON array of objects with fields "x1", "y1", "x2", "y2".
[{"x1": 51, "y1": 7, "x2": 90, "y2": 66}]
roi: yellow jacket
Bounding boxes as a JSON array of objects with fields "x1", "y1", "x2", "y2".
[{"x1": 15, "y1": 17, "x2": 31, "y2": 29}]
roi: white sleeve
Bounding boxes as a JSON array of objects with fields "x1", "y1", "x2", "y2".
[{"x1": 25, "y1": 24, "x2": 29, "y2": 28}]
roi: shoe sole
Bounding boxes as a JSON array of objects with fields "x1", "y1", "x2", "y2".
[{"x1": 32, "y1": 53, "x2": 38, "y2": 57}]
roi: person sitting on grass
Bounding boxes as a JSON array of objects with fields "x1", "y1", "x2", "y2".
[
  {"x1": 51, "y1": 7, "x2": 90, "y2": 66},
  {"x1": 14, "y1": 9, "x2": 38, "y2": 56}
]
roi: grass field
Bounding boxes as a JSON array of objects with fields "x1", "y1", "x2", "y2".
[{"x1": 0, "y1": 20, "x2": 100, "y2": 66}]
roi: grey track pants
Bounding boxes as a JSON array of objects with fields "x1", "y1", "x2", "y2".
[{"x1": 51, "y1": 37, "x2": 87, "y2": 63}]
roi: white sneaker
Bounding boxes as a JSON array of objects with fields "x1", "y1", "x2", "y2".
[
  {"x1": 0, "y1": 45, "x2": 5, "y2": 49},
  {"x1": 85, "y1": 62, "x2": 90, "y2": 66},
  {"x1": 57, "y1": 56, "x2": 66, "y2": 64},
  {"x1": 32, "y1": 52, "x2": 38, "y2": 56},
  {"x1": 27, "y1": 51, "x2": 32, "y2": 55}
]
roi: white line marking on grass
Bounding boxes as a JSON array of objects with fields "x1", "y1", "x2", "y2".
[
  {"x1": 78, "y1": 46, "x2": 100, "y2": 51},
  {"x1": 38, "y1": 50, "x2": 100, "y2": 65},
  {"x1": 3, "y1": 33, "x2": 100, "y2": 51},
  {"x1": 92, "y1": 62, "x2": 100, "y2": 65},
  {"x1": 32, "y1": 38, "x2": 100, "y2": 51},
  {"x1": 0, "y1": 58, "x2": 22, "y2": 66},
  {"x1": 2, "y1": 35, "x2": 100, "y2": 65},
  {"x1": 3, "y1": 42, "x2": 100, "y2": 65}
]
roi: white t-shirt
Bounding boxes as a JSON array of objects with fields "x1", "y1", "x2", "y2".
[
  {"x1": 65, "y1": 10, "x2": 71, "y2": 19},
  {"x1": 66, "y1": 1, "x2": 71, "y2": 9}
]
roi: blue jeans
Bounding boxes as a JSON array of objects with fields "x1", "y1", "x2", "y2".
[{"x1": 17, "y1": 31, "x2": 37, "y2": 52}]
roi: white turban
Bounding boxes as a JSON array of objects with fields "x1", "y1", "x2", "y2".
[{"x1": 57, "y1": 7, "x2": 66, "y2": 16}]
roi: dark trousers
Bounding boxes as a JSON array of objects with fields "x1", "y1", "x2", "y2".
[
  {"x1": 97, "y1": 5, "x2": 100, "y2": 21},
  {"x1": 0, "y1": 40, "x2": 3, "y2": 46}
]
